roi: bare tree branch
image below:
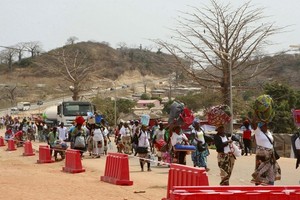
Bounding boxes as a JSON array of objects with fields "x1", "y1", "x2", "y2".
[{"x1": 154, "y1": 0, "x2": 283, "y2": 106}]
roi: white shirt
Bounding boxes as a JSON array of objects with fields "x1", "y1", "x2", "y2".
[
  {"x1": 57, "y1": 126, "x2": 68, "y2": 141},
  {"x1": 138, "y1": 130, "x2": 150, "y2": 147},
  {"x1": 154, "y1": 129, "x2": 165, "y2": 141},
  {"x1": 295, "y1": 138, "x2": 300, "y2": 150},
  {"x1": 220, "y1": 135, "x2": 231, "y2": 153},
  {"x1": 93, "y1": 128, "x2": 103, "y2": 141},
  {"x1": 192, "y1": 128, "x2": 205, "y2": 144},
  {"x1": 120, "y1": 126, "x2": 131, "y2": 138},
  {"x1": 254, "y1": 128, "x2": 273, "y2": 149},
  {"x1": 102, "y1": 127, "x2": 109, "y2": 137},
  {"x1": 171, "y1": 132, "x2": 188, "y2": 146}
]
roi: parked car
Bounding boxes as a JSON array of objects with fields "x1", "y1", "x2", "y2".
[
  {"x1": 37, "y1": 100, "x2": 43, "y2": 105},
  {"x1": 10, "y1": 107, "x2": 19, "y2": 114}
]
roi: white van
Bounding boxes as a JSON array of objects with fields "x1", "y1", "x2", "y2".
[
  {"x1": 17, "y1": 102, "x2": 31, "y2": 111},
  {"x1": 10, "y1": 107, "x2": 19, "y2": 114}
]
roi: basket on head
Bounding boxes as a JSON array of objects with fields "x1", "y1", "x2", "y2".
[
  {"x1": 253, "y1": 94, "x2": 275, "y2": 123},
  {"x1": 206, "y1": 105, "x2": 231, "y2": 127}
]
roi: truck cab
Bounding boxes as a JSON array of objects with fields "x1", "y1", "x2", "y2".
[
  {"x1": 44, "y1": 101, "x2": 96, "y2": 127},
  {"x1": 57, "y1": 101, "x2": 95, "y2": 127}
]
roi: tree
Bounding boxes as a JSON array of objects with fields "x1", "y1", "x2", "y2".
[
  {"x1": 66, "y1": 36, "x2": 79, "y2": 45},
  {"x1": 155, "y1": 0, "x2": 281, "y2": 110},
  {"x1": 2, "y1": 85, "x2": 18, "y2": 106},
  {"x1": 141, "y1": 93, "x2": 150, "y2": 100},
  {"x1": 25, "y1": 41, "x2": 42, "y2": 58},
  {"x1": 147, "y1": 103, "x2": 155, "y2": 109},
  {"x1": 176, "y1": 90, "x2": 221, "y2": 112},
  {"x1": 36, "y1": 47, "x2": 95, "y2": 101},
  {"x1": 15, "y1": 43, "x2": 26, "y2": 63},
  {"x1": 0, "y1": 47, "x2": 17, "y2": 71},
  {"x1": 116, "y1": 99, "x2": 136, "y2": 114},
  {"x1": 263, "y1": 82, "x2": 298, "y2": 133},
  {"x1": 92, "y1": 97, "x2": 115, "y2": 125}
]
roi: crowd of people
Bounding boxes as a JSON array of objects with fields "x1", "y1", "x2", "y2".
[{"x1": 0, "y1": 110, "x2": 287, "y2": 186}]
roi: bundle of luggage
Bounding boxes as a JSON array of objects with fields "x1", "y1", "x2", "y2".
[
  {"x1": 168, "y1": 101, "x2": 194, "y2": 127},
  {"x1": 206, "y1": 105, "x2": 231, "y2": 127}
]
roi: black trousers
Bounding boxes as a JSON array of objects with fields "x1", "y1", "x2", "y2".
[{"x1": 243, "y1": 139, "x2": 252, "y2": 155}]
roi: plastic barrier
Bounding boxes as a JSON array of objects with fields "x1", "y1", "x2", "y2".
[
  {"x1": 62, "y1": 149, "x2": 85, "y2": 173},
  {"x1": 23, "y1": 141, "x2": 35, "y2": 156},
  {"x1": 292, "y1": 109, "x2": 300, "y2": 127},
  {"x1": 162, "y1": 163, "x2": 209, "y2": 200},
  {"x1": 6, "y1": 139, "x2": 16, "y2": 151},
  {"x1": 168, "y1": 186, "x2": 300, "y2": 200},
  {"x1": 100, "y1": 152, "x2": 133, "y2": 186},
  {"x1": 0, "y1": 136, "x2": 5, "y2": 147},
  {"x1": 37, "y1": 145, "x2": 54, "y2": 163}
]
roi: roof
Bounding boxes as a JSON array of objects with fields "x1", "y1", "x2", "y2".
[{"x1": 137, "y1": 100, "x2": 159, "y2": 104}]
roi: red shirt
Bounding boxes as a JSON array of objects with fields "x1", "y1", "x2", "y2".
[
  {"x1": 14, "y1": 131, "x2": 23, "y2": 139},
  {"x1": 243, "y1": 129, "x2": 251, "y2": 140}
]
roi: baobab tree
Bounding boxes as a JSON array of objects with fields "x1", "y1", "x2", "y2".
[
  {"x1": 155, "y1": 0, "x2": 282, "y2": 108},
  {"x1": 0, "y1": 47, "x2": 17, "y2": 71},
  {"x1": 66, "y1": 36, "x2": 79, "y2": 45},
  {"x1": 25, "y1": 41, "x2": 42, "y2": 58},
  {"x1": 37, "y1": 47, "x2": 94, "y2": 101}
]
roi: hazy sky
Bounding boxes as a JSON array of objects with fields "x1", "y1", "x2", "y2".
[{"x1": 1, "y1": 0, "x2": 299, "y2": 54}]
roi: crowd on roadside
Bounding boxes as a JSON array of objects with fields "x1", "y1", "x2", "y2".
[{"x1": 3, "y1": 93, "x2": 299, "y2": 188}]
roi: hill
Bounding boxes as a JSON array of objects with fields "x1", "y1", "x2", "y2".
[
  {"x1": 0, "y1": 42, "x2": 179, "y2": 108},
  {"x1": 0, "y1": 41, "x2": 300, "y2": 109}
]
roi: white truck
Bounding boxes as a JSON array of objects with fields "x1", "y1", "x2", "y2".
[
  {"x1": 43, "y1": 101, "x2": 96, "y2": 127},
  {"x1": 17, "y1": 102, "x2": 31, "y2": 111}
]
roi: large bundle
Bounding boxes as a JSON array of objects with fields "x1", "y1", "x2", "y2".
[
  {"x1": 168, "y1": 101, "x2": 194, "y2": 128},
  {"x1": 168, "y1": 101, "x2": 184, "y2": 125},
  {"x1": 253, "y1": 94, "x2": 275, "y2": 123},
  {"x1": 206, "y1": 105, "x2": 231, "y2": 127}
]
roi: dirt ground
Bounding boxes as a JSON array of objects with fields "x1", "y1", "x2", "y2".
[
  {"x1": 0, "y1": 130, "x2": 170, "y2": 200},
  {"x1": 1, "y1": 128, "x2": 300, "y2": 200}
]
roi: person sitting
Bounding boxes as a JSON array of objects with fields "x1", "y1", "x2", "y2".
[
  {"x1": 13, "y1": 127, "x2": 24, "y2": 147},
  {"x1": 47, "y1": 127, "x2": 58, "y2": 157}
]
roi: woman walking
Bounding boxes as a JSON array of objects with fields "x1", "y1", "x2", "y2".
[
  {"x1": 137, "y1": 125, "x2": 151, "y2": 172},
  {"x1": 251, "y1": 122, "x2": 281, "y2": 185},
  {"x1": 191, "y1": 121, "x2": 210, "y2": 171},
  {"x1": 70, "y1": 116, "x2": 87, "y2": 158},
  {"x1": 92, "y1": 125, "x2": 104, "y2": 158},
  {"x1": 214, "y1": 125, "x2": 235, "y2": 186},
  {"x1": 242, "y1": 120, "x2": 252, "y2": 156}
]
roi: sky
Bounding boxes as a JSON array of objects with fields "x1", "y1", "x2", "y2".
[{"x1": 1, "y1": 0, "x2": 299, "y2": 54}]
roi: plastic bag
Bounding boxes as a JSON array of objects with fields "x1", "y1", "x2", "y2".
[
  {"x1": 230, "y1": 142, "x2": 242, "y2": 157},
  {"x1": 108, "y1": 141, "x2": 113, "y2": 150},
  {"x1": 74, "y1": 136, "x2": 85, "y2": 148}
]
